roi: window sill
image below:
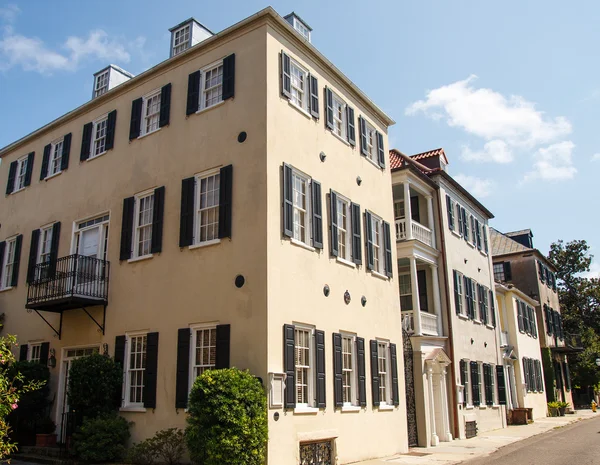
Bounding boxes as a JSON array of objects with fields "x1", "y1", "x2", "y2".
[
  {"x1": 195, "y1": 100, "x2": 225, "y2": 116},
  {"x1": 87, "y1": 151, "x2": 108, "y2": 162},
  {"x1": 288, "y1": 100, "x2": 312, "y2": 119},
  {"x1": 10, "y1": 187, "x2": 26, "y2": 195},
  {"x1": 467, "y1": 242, "x2": 476, "y2": 249},
  {"x1": 189, "y1": 239, "x2": 221, "y2": 250},
  {"x1": 378, "y1": 404, "x2": 394, "y2": 411},
  {"x1": 485, "y1": 324, "x2": 495, "y2": 330},
  {"x1": 330, "y1": 130, "x2": 350, "y2": 146},
  {"x1": 336, "y1": 257, "x2": 356, "y2": 269},
  {"x1": 293, "y1": 407, "x2": 319, "y2": 415},
  {"x1": 479, "y1": 405, "x2": 487, "y2": 409},
  {"x1": 0, "y1": 286, "x2": 13, "y2": 293},
  {"x1": 137, "y1": 128, "x2": 161, "y2": 140},
  {"x1": 290, "y1": 238, "x2": 316, "y2": 252},
  {"x1": 472, "y1": 319, "x2": 481, "y2": 325},
  {"x1": 127, "y1": 254, "x2": 154, "y2": 263},
  {"x1": 457, "y1": 313, "x2": 470, "y2": 321},
  {"x1": 465, "y1": 405, "x2": 474, "y2": 410},
  {"x1": 370, "y1": 270, "x2": 389, "y2": 281},
  {"x1": 44, "y1": 171, "x2": 62, "y2": 181},
  {"x1": 364, "y1": 156, "x2": 382, "y2": 170},
  {"x1": 492, "y1": 404, "x2": 501, "y2": 409},
  {"x1": 120, "y1": 406, "x2": 147, "y2": 413},
  {"x1": 451, "y1": 230, "x2": 462, "y2": 239},
  {"x1": 341, "y1": 405, "x2": 361, "y2": 413}
]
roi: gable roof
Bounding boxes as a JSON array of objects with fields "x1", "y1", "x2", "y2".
[
  {"x1": 506, "y1": 229, "x2": 532, "y2": 238},
  {"x1": 411, "y1": 147, "x2": 449, "y2": 165}
]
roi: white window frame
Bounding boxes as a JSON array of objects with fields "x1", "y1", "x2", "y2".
[
  {"x1": 331, "y1": 91, "x2": 347, "y2": 140},
  {"x1": 464, "y1": 360, "x2": 473, "y2": 407},
  {"x1": 294, "y1": 325, "x2": 315, "y2": 408},
  {"x1": 365, "y1": 121, "x2": 377, "y2": 163},
  {"x1": 292, "y1": 17, "x2": 311, "y2": 41},
  {"x1": 478, "y1": 362, "x2": 485, "y2": 406},
  {"x1": 455, "y1": 271, "x2": 465, "y2": 316},
  {"x1": 399, "y1": 273, "x2": 413, "y2": 311},
  {"x1": 47, "y1": 138, "x2": 63, "y2": 178},
  {"x1": 493, "y1": 262, "x2": 505, "y2": 282},
  {"x1": 336, "y1": 194, "x2": 351, "y2": 261},
  {"x1": 124, "y1": 331, "x2": 148, "y2": 409},
  {"x1": 289, "y1": 58, "x2": 309, "y2": 113},
  {"x1": 472, "y1": 278, "x2": 480, "y2": 322},
  {"x1": 132, "y1": 190, "x2": 154, "y2": 259},
  {"x1": 28, "y1": 343, "x2": 42, "y2": 363},
  {"x1": 38, "y1": 225, "x2": 53, "y2": 265},
  {"x1": 14, "y1": 155, "x2": 28, "y2": 192},
  {"x1": 198, "y1": 59, "x2": 224, "y2": 111},
  {"x1": 370, "y1": 212, "x2": 384, "y2": 274},
  {"x1": 490, "y1": 364, "x2": 497, "y2": 405},
  {"x1": 94, "y1": 70, "x2": 109, "y2": 98},
  {"x1": 394, "y1": 200, "x2": 405, "y2": 220},
  {"x1": 340, "y1": 332, "x2": 358, "y2": 407},
  {"x1": 189, "y1": 323, "x2": 217, "y2": 392},
  {"x1": 141, "y1": 89, "x2": 161, "y2": 137},
  {"x1": 71, "y1": 213, "x2": 110, "y2": 262},
  {"x1": 1, "y1": 236, "x2": 17, "y2": 290},
  {"x1": 377, "y1": 340, "x2": 392, "y2": 406},
  {"x1": 193, "y1": 168, "x2": 221, "y2": 247},
  {"x1": 172, "y1": 24, "x2": 191, "y2": 56},
  {"x1": 90, "y1": 114, "x2": 108, "y2": 159},
  {"x1": 291, "y1": 168, "x2": 312, "y2": 247}
]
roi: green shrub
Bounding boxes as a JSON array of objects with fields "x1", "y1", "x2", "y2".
[
  {"x1": 128, "y1": 428, "x2": 186, "y2": 465},
  {"x1": 67, "y1": 353, "x2": 122, "y2": 419},
  {"x1": 71, "y1": 413, "x2": 130, "y2": 463},
  {"x1": 186, "y1": 368, "x2": 267, "y2": 465}
]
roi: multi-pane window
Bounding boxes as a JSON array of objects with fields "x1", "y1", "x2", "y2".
[
  {"x1": 15, "y1": 156, "x2": 28, "y2": 191},
  {"x1": 399, "y1": 274, "x2": 413, "y2": 311},
  {"x1": 394, "y1": 201, "x2": 405, "y2": 220},
  {"x1": 127, "y1": 334, "x2": 147, "y2": 406},
  {"x1": 290, "y1": 60, "x2": 308, "y2": 111},
  {"x1": 29, "y1": 344, "x2": 41, "y2": 363},
  {"x1": 292, "y1": 171, "x2": 310, "y2": 244},
  {"x1": 1, "y1": 237, "x2": 16, "y2": 289},
  {"x1": 195, "y1": 171, "x2": 220, "y2": 244},
  {"x1": 94, "y1": 71, "x2": 109, "y2": 98},
  {"x1": 371, "y1": 214, "x2": 383, "y2": 273},
  {"x1": 202, "y1": 63, "x2": 223, "y2": 110},
  {"x1": 454, "y1": 270, "x2": 464, "y2": 315},
  {"x1": 295, "y1": 327, "x2": 313, "y2": 406},
  {"x1": 493, "y1": 263, "x2": 505, "y2": 282},
  {"x1": 38, "y1": 226, "x2": 53, "y2": 265},
  {"x1": 48, "y1": 139, "x2": 63, "y2": 177},
  {"x1": 172, "y1": 24, "x2": 191, "y2": 56},
  {"x1": 337, "y1": 196, "x2": 350, "y2": 260},
  {"x1": 133, "y1": 193, "x2": 154, "y2": 258},
  {"x1": 191, "y1": 327, "x2": 216, "y2": 382},
  {"x1": 292, "y1": 17, "x2": 311, "y2": 40},
  {"x1": 341, "y1": 335, "x2": 355, "y2": 405},
  {"x1": 377, "y1": 341, "x2": 390, "y2": 405},
  {"x1": 92, "y1": 117, "x2": 108, "y2": 157},
  {"x1": 365, "y1": 121, "x2": 377, "y2": 162},
  {"x1": 478, "y1": 363, "x2": 484, "y2": 405},
  {"x1": 142, "y1": 91, "x2": 161, "y2": 136},
  {"x1": 331, "y1": 93, "x2": 346, "y2": 139}
]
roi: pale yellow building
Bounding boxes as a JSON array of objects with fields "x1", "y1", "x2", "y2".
[{"x1": 0, "y1": 8, "x2": 408, "y2": 464}]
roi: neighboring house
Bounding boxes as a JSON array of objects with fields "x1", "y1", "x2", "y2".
[
  {"x1": 390, "y1": 149, "x2": 506, "y2": 445},
  {"x1": 495, "y1": 283, "x2": 547, "y2": 420},
  {"x1": 0, "y1": 9, "x2": 406, "y2": 465},
  {"x1": 490, "y1": 228, "x2": 574, "y2": 409}
]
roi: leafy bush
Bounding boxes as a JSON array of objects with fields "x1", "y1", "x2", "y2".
[
  {"x1": 71, "y1": 413, "x2": 130, "y2": 462},
  {"x1": 67, "y1": 353, "x2": 122, "y2": 419},
  {"x1": 186, "y1": 368, "x2": 267, "y2": 465},
  {"x1": 128, "y1": 428, "x2": 186, "y2": 465}
]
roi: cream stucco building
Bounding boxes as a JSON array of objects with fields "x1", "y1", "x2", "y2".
[{"x1": 0, "y1": 8, "x2": 408, "y2": 464}]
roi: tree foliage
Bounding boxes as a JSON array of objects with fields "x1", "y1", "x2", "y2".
[{"x1": 71, "y1": 413, "x2": 130, "y2": 463}]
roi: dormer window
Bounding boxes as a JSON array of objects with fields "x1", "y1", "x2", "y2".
[
  {"x1": 172, "y1": 24, "x2": 191, "y2": 56},
  {"x1": 94, "y1": 70, "x2": 109, "y2": 98},
  {"x1": 284, "y1": 13, "x2": 312, "y2": 42}
]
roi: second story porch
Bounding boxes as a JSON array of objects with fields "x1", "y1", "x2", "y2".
[{"x1": 392, "y1": 179, "x2": 438, "y2": 250}]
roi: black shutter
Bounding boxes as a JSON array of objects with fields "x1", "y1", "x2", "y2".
[
  {"x1": 517, "y1": 301, "x2": 524, "y2": 332},
  {"x1": 376, "y1": 131, "x2": 385, "y2": 168},
  {"x1": 460, "y1": 360, "x2": 468, "y2": 406},
  {"x1": 563, "y1": 361, "x2": 571, "y2": 391},
  {"x1": 417, "y1": 270, "x2": 428, "y2": 311},
  {"x1": 309, "y1": 75, "x2": 319, "y2": 118},
  {"x1": 315, "y1": 329, "x2": 326, "y2": 408},
  {"x1": 215, "y1": 324, "x2": 231, "y2": 369},
  {"x1": 61, "y1": 133, "x2": 72, "y2": 171},
  {"x1": 19, "y1": 344, "x2": 28, "y2": 361},
  {"x1": 446, "y1": 195, "x2": 454, "y2": 230},
  {"x1": 114, "y1": 335, "x2": 126, "y2": 407},
  {"x1": 81, "y1": 122, "x2": 93, "y2": 161},
  {"x1": 503, "y1": 262, "x2": 512, "y2": 281},
  {"x1": 186, "y1": 71, "x2": 201, "y2": 115},
  {"x1": 6, "y1": 161, "x2": 17, "y2": 195},
  {"x1": 457, "y1": 204, "x2": 463, "y2": 236},
  {"x1": 544, "y1": 305, "x2": 551, "y2": 335},
  {"x1": 283, "y1": 324, "x2": 296, "y2": 409},
  {"x1": 370, "y1": 340, "x2": 380, "y2": 406},
  {"x1": 151, "y1": 186, "x2": 165, "y2": 254},
  {"x1": 383, "y1": 221, "x2": 393, "y2": 278},
  {"x1": 39, "y1": 342, "x2": 50, "y2": 366},
  {"x1": 359, "y1": 116, "x2": 368, "y2": 157},
  {"x1": 475, "y1": 219, "x2": 481, "y2": 250},
  {"x1": 485, "y1": 365, "x2": 493, "y2": 405},
  {"x1": 179, "y1": 177, "x2": 195, "y2": 247},
  {"x1": 105, "y1": 111, "x2": 117, "y2": 151},
  {"x1": 0, "y1": 244, "x2": 5, "y2": 276},
  {"x1": 281, "y1": 52, "x2": 291, "y2": 99},
  {"x1": 159, "y1": 83, "x2": 172, "y2": 128},
  {"x1": 325, "y1": 87, "x2": 334, "y2": 130},
  {"x1": 356, "y1": 337, "x2": 366, "y2": 407},
  {"x1": 40, "y1": 144, "x2": 51, "y2": 180},
  {"x1": 365, "y1": 211, "x2": 374, "y2": 270},
  {"x1": 311, "y1": 180, "x2": 323, "y2": 249},
  {"x1": 454, "y1": 270, "x2": 461, "y2": 315},
  {"x1": 470, "y1": 361, "x2": 480, "y2": 406},
  {"x1": 119, "y1": 197, "x2": 135, "y2": 260},
  {"x1": 483, "y1": 225, "x2": 489, "y2": 253},
  {"x1": 143, "y1": 332, "x2": 159, "y2": 409},
  {"x1": 10, "y1": 235, "x2": 22, "y2": 287},
  {"x1": 129, "y1": 98, "x2": 143, "y2": 140},
  {"x1": 333, "y1": 333, "x2": 343, "y2": 408},
  {"x1": 24, "y1": 152, "x2": 34, "y2": 187},
  {"x1": 175, "y1": 328, "x2": 190, "y2": 409},
  {"x1": 282, "y1": 164, "x2": 293, "y2": 237},
  {"x1": 330, "y1": 190, "x2": 338, "y2": 257},
  {"x1": 523, "y1": 358, "x2": 530, "y2": 391},
  {"x1": 48, "y1": 222, "x2": 61, "y2": 278},
  {"x1": 222, "y1": 53, "x2": 235, "y2": 100},
  {"x1": 490, "y1": 289, "x2": 496, "y2": 327},
  {"x1": 463, "y1": 276, "x2": 471, "y2": 319},
  {"x1": 555, "y1": 361, "x2": 564, "y2": 390},
  {"x1": 218, "y1": 165, "x2": 233, "y2": 239},
  {"x1": 26, "y1": 229, "x2": 40, "y2": 283},
  {"x1": 390, "y1": 343, "x2": 399, "y2": 406},
  {"x1": 351, "y1": 203, "x2": 362, "y2": 265},
  {"x1": 462, "y1": 208, "x2": 469, "y2": 242},
  {"x1": 496, "y1": 365, "x2": 507, "y2": 405},
  {"x1": 410, "y1": 196, "x2": 420, "y2": 223},
  {"x1": 347, "y1": 106, "x2": 356, "y2": 146}
]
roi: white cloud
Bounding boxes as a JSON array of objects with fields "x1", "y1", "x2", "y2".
[
  {"x1": 461, "y1": 139, "x2": 513, "y2": 164},
  {"x1": 453, "y1": 174, "x2": 495, "y2": 198},
  {"x1": 523, "y1": 141, "x2": 577, "y2": 182},
  {"x1": 0, "y1": 4, "x2": 20, "y2": 23},
  {"x1": 64, "y1": 30, "x2": 131, "y2": 64},
  {"x1": 591, "y1": 153, "x2": 600, "y2": 162},
  {"x1": 0, "y1": 33, "x2": 70, "y2": 73}
]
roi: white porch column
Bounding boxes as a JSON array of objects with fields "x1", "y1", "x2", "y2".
[
  {"x1": 427, "y1": 365, "x2": 439, "y2": 446},
  {"x1": 431, "y1": 264, "x2": 443, "y2": 336},
  {"x1": 404, "y1": 181, "x2": 413, "y2": 240},
  {"x1": 410, "y1": 256, "x2": 422, "y2": 335},
  {"x1": 440, "y1": 366, "x2": 453, "y2": 441},
  {"x1": 426, "y1": 195, "x2": 436, "y2": 249}
]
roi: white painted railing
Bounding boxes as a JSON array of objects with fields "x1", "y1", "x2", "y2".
[
  {"x1": 402, "y1": 311, "x2": 414, "y2": 334},
  {"x1": 395, "y1": 219, "x2": 433, "y2": 247},
  {"x1": 395, "y1": 219, "x2": 407, "y2": 241},
  {"x1": 500, "y1": 331, "x2": 509, "y2": 347},
  {"x1": 401, "y1": 310, "x2": 439, "y2": 336}
]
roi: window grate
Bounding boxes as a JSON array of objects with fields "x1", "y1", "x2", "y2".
[
  {"x1": 465, "y1": 421, "x2": 477, "y2": 439},
  {"x1": 299, "y1": 440, "x2": 333, "y2": 465}
]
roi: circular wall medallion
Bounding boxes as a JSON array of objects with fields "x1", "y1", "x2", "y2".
[
  {"x1": 237, "y1": 131, "x2": 247, "y2": 143},
  {"x1": 323, "y1": 285, "x2": 330, "y2": 297},
  {"x1": 361, "y1": 296, "x2": 367, "y2": 307},
  {"x1": 344, "y1": 290, "x2": 351, "y2": 305},
  {"x1": 274, "y1": 412, "x2": 280, "y2": 421},
  {"x1": 235, "y1": 275, "x2": 245, "y2": 288},
  {"x1": 356, "y1": 176, "x2": 362, "y2": 186},
  {"x1": 319, "y1": 151, "x2": 326, "y2": 162}
]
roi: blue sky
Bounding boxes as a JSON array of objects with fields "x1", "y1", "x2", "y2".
[{"x1": 1, "y1": 1, "x2": 598, "y2": 275}]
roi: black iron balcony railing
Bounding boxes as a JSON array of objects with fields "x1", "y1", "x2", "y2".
[{"x1": 26, "y1": 254, "x2": 109, "y2": 311}]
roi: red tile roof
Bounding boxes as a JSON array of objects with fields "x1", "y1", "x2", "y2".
[
  {"x1": 411, "y1": 148, "x2": 448, "y2": 164},
  {"x1": 389, "y1": 150, "x2": 403, "y2": 170}
]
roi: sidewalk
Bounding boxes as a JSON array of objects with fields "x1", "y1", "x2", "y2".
[{"x1": 355, "y1": 410, "x2": 598, "y2": 465}]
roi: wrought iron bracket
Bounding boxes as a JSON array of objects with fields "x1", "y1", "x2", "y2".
[
  {"x1": 81, "y1": 305, "x2": 106, "y2": 335},
  {"x1": 28, "y1": 309, "x2": 63, "y2": 340}
]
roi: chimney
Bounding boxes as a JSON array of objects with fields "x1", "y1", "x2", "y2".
[
  {"x1": 169, "y1": 18, "x2": 214, "y2": 58},
  {"x1": 283, "y1": 12, "x2": 312, "y2": 42},
  {"x1": 92, "y1": 65, "x2": 134, "y2": 99}
]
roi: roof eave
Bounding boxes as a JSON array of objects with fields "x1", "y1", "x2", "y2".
[{"x1": 431, "y1": 170, "x2": 494, "y2": 219}]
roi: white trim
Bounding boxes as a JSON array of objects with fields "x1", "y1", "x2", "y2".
[
  {"x1": 132, "y1": 189, "x2": 155, "y2": 259},
  {"x1": 189, "y1": 323, "x2": 218, "y2": 393},
  {"x1": 90, "y1": 113, "x2": 109, "y2": 159},
  {"x1": 370, "y1": 270, "x2": 389, "y2": 281},
  {"x1": 0, "y1": 287, "x2": 13, "y2": 293},
  {"x1": 193, "y1": 168, "x2": 222, "y2": 246},
  {"x1": 293, "y1": 324, "x2": 316, "y2": 408},
  {"x1": 293, "y1": 407, "x2": 319, "y2": 414},
  {"x1": 46, "y1": 137, "x2": 64, "y2": 178},
  {"x1": 195, "y1": 99, "x2": 225, "y2": 116},
  {"x1": 378, "y1": 404, "x2": 394, "y2": 411},
  {"x1": 336, "y1": 257, "x2": 356, "y2": 269},
  {"x1": 339, "y1": 331, "x2": 358, "y2": 408},
  {"x1": 341, "y1": 405, "x2": 361, "y2": 412},
  {"x1": 12, "y1": 154, "x2": 29, "y2": 193},
  {"x1": 136, "y1": 127, "x2": 161, "y2": 140},
  {"x1": 189, "y1": 239, "x2": 221, "y2": 250},
  {"x1": 288, "y1": 57, "x2": 310, "y2": 114},
  {"x1": 119, "y1": 406, "x2": 147, "y2": 413},
  {"x1": 123, "y1": 331, "x2": 149, "y2": 408},
  {"x1": 287, "y1": 99, "x2": 312, "y2": 119},
  {"x1": 291, "y1": 238, "x2": 315, "y2": 252},
  {"x1": 140, "y1": 89, "x2": 161, "y2": 137},
  {"x1": 127, "y1": 254, "x2": 153, "y2": 263},
  {"x1": 172, "y1": 23, "x2": 191, "y2": 56},
  {"x1": 198, "y1": 58, "x2": 224, "y2": 111}
]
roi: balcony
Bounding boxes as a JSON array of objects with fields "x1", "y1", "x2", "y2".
[
  {"x1": 500, "y1": 331, "x2": 509, "y2": 347},
  {"x1": 402, "y1": 311, "x2": 439, "y2": 336},
  {"x1": 26, "y1": 254, "x2": 109, "y2": 312},
  {"x1": 396, "y1": 219, "x2": 433, "y2": 247}
]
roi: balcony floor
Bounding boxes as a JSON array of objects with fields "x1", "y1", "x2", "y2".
[{"x1": 25, "y1": 295, "x2": 107, "y2": 313}]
